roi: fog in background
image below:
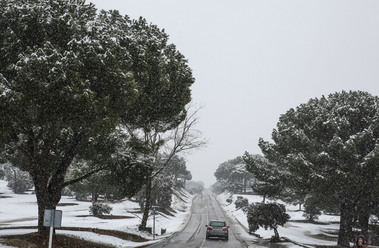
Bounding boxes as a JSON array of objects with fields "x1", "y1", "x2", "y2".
[{"x1": 89, "y1": 0, "x2": 379, "y2": 186}]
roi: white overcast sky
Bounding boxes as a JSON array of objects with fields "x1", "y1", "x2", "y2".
[{"x1": 89, "y1": 0, "x2": 379, "y2": 186}]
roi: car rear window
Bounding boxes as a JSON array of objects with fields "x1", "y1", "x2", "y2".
[{"x1": 210, "y1": 221, "x2": 225, "y2": 227}]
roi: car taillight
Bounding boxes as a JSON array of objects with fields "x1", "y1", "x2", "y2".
[
  {"x1": 223, "y1": 227, "x2": 228, "y2": 231},
  {"x1": 207, "y1": 227, "x2": 213, "y2": 231}
]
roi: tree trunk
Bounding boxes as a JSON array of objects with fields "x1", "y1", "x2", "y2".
[
  {"x1": 353, "y1": 164, "x2": 377, "y2": 245},
  {"x1": 36, "y1": 196, "x2": 49, "y2": 235},
  {"x1": 273, "y1": 227, "x2": 280, "y2": 241},
  {"x1": 33, "y1": 174, "x2": 49, "y2": 235},
  {"x1": 298, "y1": 203, "x2": 302, "y2": 211},
  {"x1": 338, "y1": 201, "x2": 354, "y2": 247},
  {"x1": 243, "y1": 176, "x2": 247, "y2": 193},
  {"x1": 92, "y1": 192, "x2": 98, "y2": 202},
  {"x1": 140, "y1": 176, "x2": 152, "y2": 230},
  {"x1": 358, "y1": 212, "x2": 369, "y2": 242},
  {"x1": 358, "y1": 198, "x2": 370, "y2": 243},
  {"x1": 32, "y1": 172, "x2": 64, "y2": 236}
]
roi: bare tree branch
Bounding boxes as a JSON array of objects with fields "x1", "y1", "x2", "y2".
[{"x1": 152, "y1": 105, "x2": 206, "y2": 178}]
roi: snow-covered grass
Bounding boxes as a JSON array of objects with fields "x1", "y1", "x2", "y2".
[
  {"x1": 0, "y1": 180, "x2": 194, "y2": 247},
  {"x1": 56, "y1": 230, "x2": 159, "y2": 248},
  {"x1": 217, "y1": 192, "x2": 340, "y2": 248}
]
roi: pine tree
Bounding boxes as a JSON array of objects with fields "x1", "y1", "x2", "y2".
[
  {"x1": 215, "y1": 156, "x2": 255, "y2": 194},
  {"x1": 243, "y1": 154, "x2": 282, "y2": 202},
  {"x1": 255, "y1": 91, "x2": 379, "y2": 247},
  {"x1": 0, "y1": 0, "x2": 194, "y2": 234}
]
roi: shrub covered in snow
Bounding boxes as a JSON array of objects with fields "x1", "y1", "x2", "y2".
[
  {"x1": 89, "y1": 202, "x2": 112, "y2": 217},
  {"x1": 4, "y1": 165, "x2": 33, "y2": 194},
  {"x1": 247, "y1": 202, "x2": 290, "y2": 242},
  {"x1": 235, "y1": 196, "x2": 249, "y2": 213}
]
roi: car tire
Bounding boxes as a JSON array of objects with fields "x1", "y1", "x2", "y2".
[{"x1": 225, "y1": 236, "x2": 229, "y2": 241}]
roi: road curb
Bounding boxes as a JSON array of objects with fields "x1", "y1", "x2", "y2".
[
  {"x1": 147, "y1": 193, "x2": 197, "y2": 247},
  {"x1": 214, "y1": 193, "x2": 259, "y2": 248}
]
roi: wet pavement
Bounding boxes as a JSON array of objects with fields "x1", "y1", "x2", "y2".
[{"x1": 148, "y1": 192, "x2": 270, "y2": 248}]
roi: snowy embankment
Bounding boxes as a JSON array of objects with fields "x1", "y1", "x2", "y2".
[
  {"x1": 217, "y1": 192, "x2": 340, "y2": 248},
  {"x1": 0, "y1": 180, "x2": 194, "y2": 248}
]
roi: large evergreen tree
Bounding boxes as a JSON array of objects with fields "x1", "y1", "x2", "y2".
[
  {"x1": 215, "y1": 156, "x2": 255, "y2": 194},
  {"x1": 0, "y1": 0, "x2": 194, "y2": 234},
  {"x1": 254, "y1": 91, "x2": 379, "y2": 247},
  {"x1": 243, "y1": 154, "x2": 282, "y2": 202}
]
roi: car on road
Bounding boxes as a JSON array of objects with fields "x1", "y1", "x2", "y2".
[{"x1": 205, "y1": 220, "x2": 229, "y2": 240}]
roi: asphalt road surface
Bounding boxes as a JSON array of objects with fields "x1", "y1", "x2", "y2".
[{"x1": 148, "y1": 192, "x2": 266, "y2": 248}]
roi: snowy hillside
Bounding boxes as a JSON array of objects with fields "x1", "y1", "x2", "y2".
[{"x1": 0, "y1": 180, "x2": 194, "y2": 248}]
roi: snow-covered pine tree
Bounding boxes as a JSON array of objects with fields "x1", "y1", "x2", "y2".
[
  {"x1": 243, "y1": 154, "x2": 282, "y2": 202},
  {"x1": 257, "y1": 91, "x2": 379, "y2": 247},
  {"x1": 67, "y1": 129, "x2": 149, "y2": 202},
  {"x1": 0, "y1": 0, "x2": 195, "y2": 235},
  {"x1": 214, "y1": 156, "x2": 255, "y2": 194},
  {"x1": 0, "y1": 0, "x2": 136, "y2": 234}
]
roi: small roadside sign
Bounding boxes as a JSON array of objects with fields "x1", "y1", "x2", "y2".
[
  {"x1": 43, "y1": 209, "x2": 62, "y2": 228},
  {"x1": 43, "y1": 209, "x2": 63, "y2": 248}
]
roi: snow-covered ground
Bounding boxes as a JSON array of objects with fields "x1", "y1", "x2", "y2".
[
  {"x1": 0, "y1": 180, "x2": 194, "y2": 247},
  {"x1": 217, "y1": 192, "x2": 340, "y2": 248}
]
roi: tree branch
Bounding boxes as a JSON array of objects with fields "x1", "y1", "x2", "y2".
[
  {"x1": 49, "y1": 132, "x2": 83, "y2": 189},
  {"x1": 151, "y1": 106, "x2": 206, "y2": 178},
  {"x1": 62, "y1": 166, "x2": 106, "y2": 187}
]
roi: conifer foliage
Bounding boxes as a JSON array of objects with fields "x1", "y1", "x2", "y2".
[
  {"x1": 0, "y1": 0, "x2": 194, "y2": 234},
  {"x1": 214, "y1": 156, "x2": 255, "y2": 194},
  {"x1": 246, "y1": 91, "x2": 379, "y2": 246}
]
